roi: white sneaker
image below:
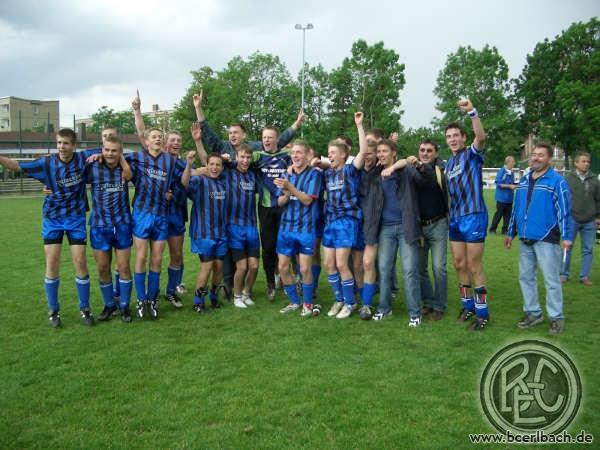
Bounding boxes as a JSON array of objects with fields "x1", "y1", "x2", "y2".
[
  {"x1": 300, "y1": 304, "x2": 313, "y2": 317},
  {"x1": 280, "y1": 303, "x2": 300, "y2": 314},
  {"x1": 336, "y1": 303, "x2": 357, "y2": 319},
  {"x1": 233, "y1": 296, "x2": 248, "y2": 309},
  {"x1": 242, "y1": 293, "x2": 255, "y2": 306},
  {"x1": 327, "y1": 301, "x2": 344, "y2": 317},
  {"x1": 408, "y1": 315, "x2": 422, "y2": 328}
]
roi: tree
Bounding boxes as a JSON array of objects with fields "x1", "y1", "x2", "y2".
[
  {"x1": 433, "y1": 45, "x2": 520, "y2": 166},
  {"x1": 516, "y1": 18, "x2": 600, "y2": 166},
  {"x1": 396, "y1": 126, "x2": 446, "y2": 159}
]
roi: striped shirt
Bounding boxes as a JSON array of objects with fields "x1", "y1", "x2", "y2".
[
  {"x1": 85, "y1": 161, "x2": 131, "y2": 227},
  {"x1": 224, "y1": 167, "x2": 257, "y2": 227},
  {"x1": 251, "y1": 150, "x2": 292, "y2": 208},
  {"x1": 324, "y1": 164, "x2": 362, "y2": 223},
  {"x1": 168, "y1": 177, "x2": 189, "y2": 222},
  {"x1": 279, "y1": 167, "x2": 322, "y2": 233},
  {"x1": 126, "y1": 151, "x2": 184, "y2": 217},
  {"x1": 445, "y1": 144, "x2": 487, "y2": 218},
  {"x1": 18, "y1": 149, "x2": 99, "y2": 219},
  {"x1": 186, "y1": 175, "x2": 227, "y2": 240}
]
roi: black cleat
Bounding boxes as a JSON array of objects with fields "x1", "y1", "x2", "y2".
[
  {"x1": 80, "y1": 309, "x2": 95, "y2": 326},
  {"x1": 470, "y1": 317, "x2": 489, "y2": 331},
  {"x1": 121, "y1": 307, "x2": 132, "y2": 323},
  {"x1": 98, "y1": 305, "x2": 118, "y2": 321},
  {"x1": 49, "y1": 310, "x2": 61, "y2": 328},
  {"x1": 166, "y1": 293, "x2": 183, "y2": 309},
  {"x1": 136, "y1": 300, "x2": 146, "y2": 319},
  {"x1": 148, "y1": 301, "x2": 159, "y2": 320},
  {"x1": 193, "y1": 303, "x2": 207, "y2": 314},
  {"x1": 457, "y1": 308, "x2": 475, "y2": 324}
]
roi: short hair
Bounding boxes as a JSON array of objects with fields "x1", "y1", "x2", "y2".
[
  {"x1": 328, "y1": 139, "x2": 350, "y2": 158},
  {"x1": 104, "y1": 135, "x2": 123, "y2": 149},
  {"x1": 574, "y1": 151, "x2": 591, "y2": 162},
  {"x1": 57, "y1": 128, "x2": 77, "y2": 144},
  {"x1": 262, "y1": 126, "x2": 279, "y2": 137},
  {"x1": 504, "y1": 155, "x2": 516, "y2": 164},
  {"x1": 207, "y1": 152, "x2": 223, "y2": 164},
  {"x1": 165, "y1": 130, "x2": 182, "y2": 140},
  {"x1": 420, "y1": 139, "x2": 439, "y2": 152},
  {"x1": 335, "y1": 135, "x2": 353, "y2": 149},
  {"x1": 236, "y1": 143, "x2": 253, "y2": 156},
  {"x1": 144, "y1": 127, "x2": 162, "y2": 138},
  {"x1": 291, "y1": 139, "x2": 310, "y2": 153},
  {"x1": 444, "y1": 122, "x2": 467, "y2": 137},
  {"x1": 378, "y1": 138, "x2": 398, "y2": 154},
  {"x1": 229, "y1": 123, "x2": 247, "y2": 133},
  {"x1": 533, "y1": 143, "x2": 553, "y2": 157},
  {"x1": 366, "y1": 128, "x2": 385, "y2": 140},
  {"x1": 102, "y1": 125, "x2": 118, "y2": 133}
]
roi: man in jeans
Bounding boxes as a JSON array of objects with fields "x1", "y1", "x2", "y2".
[
  {"x1": 489, "y1": 155, "x2": 517, "y2": 234},
  {"x1": 560, "y1": 151, "x2": 600, "y2": 286},
  {"x1": 505, "y1": 144, "x2": 573, "y2": 334},
  {"x1": 415, "y1": 140, "x2": 449, "y2": 321}
]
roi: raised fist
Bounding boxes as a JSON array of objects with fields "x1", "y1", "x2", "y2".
[
  {"x1": 354, "y1": 111, "x2": 364, "y2": 126},
  {"x1": 457, "y1": 98, "x2": 474, "y2": 113}
]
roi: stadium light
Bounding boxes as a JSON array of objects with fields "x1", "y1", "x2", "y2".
[{"x1": 294, "y1": 23, "x2": 314, "y2": 132}]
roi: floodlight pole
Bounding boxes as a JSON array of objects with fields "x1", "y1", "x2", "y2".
[{"x1": 295, "y1": 23, "x2": 313, "y2": 137}]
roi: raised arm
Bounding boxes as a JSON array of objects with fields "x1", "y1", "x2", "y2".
[
  {"x1": 192, "y1": 90, "x2": 206, "y2": 123},
  {"x1": 191, "y1": 122, "x2": 208, "y2": 166},
  {"x1": 132, "y1": 90, "x2": 145, "y2": 146},
  {"x1": 277, "y1": 109, "x2": 306, "y2": 149},
  {"x1": 193, "y1": 90, "x2": 225, "y2": 154},
  {"x1": 352, "y1": 111, "x2": 367, "y2": 170},
  {"x1": 458, "y1": 98, "x2": 485, "y2": 150},
  {"x1": 0, "y1": 155, "x2": 21, "y2": 172},
  {"x1": 181, "y1": 151, "x2": 196, "y2": 188}
]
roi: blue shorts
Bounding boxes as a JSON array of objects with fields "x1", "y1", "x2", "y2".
[
  {"x1": 322, "y1": 216, "x2": 361, "y2": 249},
  {"x1": 42, "y1": 216, "x2": 86, "y2": 245},
  {"x1": 132, "y1": 211, "x2": 168, "y2": 241},
  {"x1": 352, "y1": 223, "x2": 366, "y2": 251},
  {"x1": 191, "y1": 237, "x2": 228, "y2": 260},
  {"x1": 449, "y1": 212, "x2": 488, "y2": 243},
  {"x1": 276, "y1": 230, "x2": 316, "y2": 257},
  {"x1": 227, "y1": 224, "x2": 260, "y2": 252},
  {"x1": 90, "y1": 224, "x2": 133, "y2": 251},
  {"x1": 167, "y1": 212, "x2": 186, "y2": 238}
]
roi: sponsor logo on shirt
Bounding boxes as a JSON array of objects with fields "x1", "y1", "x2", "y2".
[{"x1": 57, "y1": 173, "x2": 83, "y2": 187}]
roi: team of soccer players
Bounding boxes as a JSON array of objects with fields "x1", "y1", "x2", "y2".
[{"x1": 7, "y1": 93, "x2": 575, "y2": 332}]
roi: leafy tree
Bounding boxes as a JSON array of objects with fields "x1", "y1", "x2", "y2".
[
  {"x1": 433, "y1": 45, "x2": 520, "y2": 166},
  {"x1": 516, "y1": 18, "x2": 600, "y2": 167},
  {"x1": 396, "y1": 126, "x2": 446, "y2": 159}
]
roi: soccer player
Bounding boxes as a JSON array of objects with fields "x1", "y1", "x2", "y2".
[
  {"x1": 85, "y1": 136, "x2": 134, "y2": 322},
  {"x1": 274, "y1": 141, "x2": 323, "y2": 316},
  {"x1": 0, "y1": 129, "x2": 99, "y2": 327},
  {"x1": 489, "y1": 155, "x2": 517, "y2": 234},
  {"x1": 444, "y1": 99, "x2": 489, "y2": 331},
  {"x1": 129, "y1": 93, "x2": 185, "y2": 320},
  {"x1": 182, "y1": 151, "x2": 228, "y2": 313},
  {"x1": 324, "y1": 112, "x2": 367, "y2": 319}
]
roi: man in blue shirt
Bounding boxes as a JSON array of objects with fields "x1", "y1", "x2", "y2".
[
  {"x1": 489, "y1": 155, "x2": 517, "y2": 234},
  {"x1": 505, "y1": 144, "x2": 573, "y2": 334}
]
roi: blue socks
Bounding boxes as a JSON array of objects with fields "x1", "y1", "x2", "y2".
[
  {"x1": 113, "y1": 270, "x2": 121, "y2": 298},
  {"x1": 119, "y1": 278, "x2": 132, "y2": 309},
  {"x1": 166, "y1": 266, "x2": 180, "y2": 295},
  {"x1": 327, "y1": 273, "x2": 343, "y2": 302},
  {"x1": 44, "y1": 277, "x2": 60, "y2": 312},
  {"x1": 75, "y1": 275, "x2": 90, "y2": 310},
  {"x1": 311, "y1": 264, "x2": 321, "y2": 291},
  {"x1": 147, "y1": 271, "x2": 160, "y2": 302},
  {"x1": 362, "y1": 282, "x2": 377, "y2": 306},
  {"x1": 100, "y1": 281, "x2": 115, "y2": 308},
  {"x1": 460, "y1": 284, "x2": 475, "y2": 312},
  {"x1": 474, "y1": 286, "x2": 489, "y2": 319},
  {"x1": 342, "y1": 278, "x2": 355, "y2": 305},
  {"x1": 193, "y1": 287, "x2": 207, "y2": 305},
  {"x1": 302, "y1": 283, "x2": 314, "y2": 305},
  {"x1": 284, "y1": 284, "x2": 301, "y2": 305},
  {"x1": 134, "y1": 272, "x2": 146, "y2": 301}
]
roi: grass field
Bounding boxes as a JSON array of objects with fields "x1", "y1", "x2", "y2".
[{"x1": 0, "y1": 192, "x2": 598, "y2": 449}]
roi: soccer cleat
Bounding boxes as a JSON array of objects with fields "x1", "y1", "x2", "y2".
[
  {"x1": 266, "y1": 285, "x2": 276, "y2": 301},
  {"x1": 457, "y1": 308, "x2": 475, "y2": 323},
  {"x1": 408, "y1": 315, "x2": 422, "y2": 328},
  {"x1": 372, "y1": 310, "x2": 392, "y2": 321},
  {"x1": 233, "y1": 296, "x2": 248, "y2": 309},
  {"x1": 98, "y1": 305, "x2": 118, "y2": 321},
  {"x1": 193, "y1": 303, "x2": 207, "y2": 314},
  {"x1": 549, "y1": 319, "x2": 565, "y2": 334},
  {"x1": 148, "y1": 301, "x2": 159, "y2": 320},
  {"x1": 166, "y1": 293, "x2": 183, "y2": 309},
  {"x1": 516, "y1": 313, "x2": 543, "y2": 329},
  {"x1": 469, "y1": 317, "x2": 488, "y2": 331},
  {"x1": 112, "y1": 298, "x2": 121, "y2": 316},
  {"x1": 279, "y1": 303, "x2": 300, "y2": 314},
  {"x1": 358, "y1": 305, "x2": 373, "y2": 320},
  {"x1": 300, "y1": 304, "x2": 313, "y2": 317},
  {"x1": 327, "y1": 301, "x2": 344, "y2": 317},
  {"x1": 136, "y1": 300, "x2": 146, "y2": 319},
  {"x1": 80, "y1": 309, "x2": 94, "y2": 327},
  {"x1": 175, "y1": 284, "x2": 187, "y2": 295},
  {"x1": 312, "y1": 304, "x2": 322, "y2": 317},
  {"x1": 121, "y1": 307, "x2": 132, "y2": 323},
  {"x1": 336, "y1": 303, "x2": 357, "y2": 319},
  {"x1": 242, "y1": 293, "x2": 255, "y2": 306},
  {"x1": 48, "y1": 311, "x2": 61, "y2": 328}
]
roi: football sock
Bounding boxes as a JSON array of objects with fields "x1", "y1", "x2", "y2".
[
  {"x1": 342, "y1": 278, "x2": 355, "y2": 305},
  {"x1": 75, "y1": 275, "x2": 91, "y2": 310},
  {"x1": 44, "y1": 277, "x2": 60, "y2": 312}
]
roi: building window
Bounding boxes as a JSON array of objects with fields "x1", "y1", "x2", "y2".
[
  {"x1": 0, "y1": 118, "x2": 9, "y2": 129},
  {"x1": 0, "y1": 104, "x2": 8, "y2": 113},
  {"x1": 32, "y1": 105, "x2": 39, "y2": 114}
]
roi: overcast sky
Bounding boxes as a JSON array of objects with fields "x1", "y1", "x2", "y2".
[{"x1": 1, "y1": 0, "x2": 598, "y2": 129}]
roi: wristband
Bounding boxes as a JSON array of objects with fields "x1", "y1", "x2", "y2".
[{"x1": 468, "y1": 108, "x2": 478, "y2": 118}]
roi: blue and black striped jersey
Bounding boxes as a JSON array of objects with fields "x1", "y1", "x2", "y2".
[
  {"x1": 85, "y1": 161, "x2": 131, "y2": 227},
  {"x1": 445, "y1": 145, "x2": 487, "y2": 218},
  {"x1": 279, "y1": 167, "x2": 322, "y2": 233},
  {"x1": 167, "y1": 177, "x2": 189, "y2": 223},
  {"x1": 324, "y1": 164, "x2": 362, "y2": 223},
  {"x1": 186, "y1": 175, "x2": 227, "y2": 240},
  {"x1": 251, "y1": 150, "x2": 291, "y2": 208},
  {"x1": 18, "y1": 149, "x2": 99, "y2": 219},
  {"x1": 126, "y1": 151, "x2": 184, "y2": 217},
  {"x1": 224, "y1": 167, "x2": 257, "y2": 227}
]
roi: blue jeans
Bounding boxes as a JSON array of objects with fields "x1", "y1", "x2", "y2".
[
  {"x1": 377, "y1": 224, "x2": 421, "y2": 317},
  {"x1": 519, "y1": 241, "x2": 564, "y2": 320},
  {"x1": 560, "y1": 218, "x2": 595, "y2": 280},
  {"x1": 418, "y1": 218, "x2": 448, "y2": 312}
]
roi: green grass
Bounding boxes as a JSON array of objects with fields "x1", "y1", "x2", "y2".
[{"x1": 0, "y1": 192, "x2": 598, "y2": 449}]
